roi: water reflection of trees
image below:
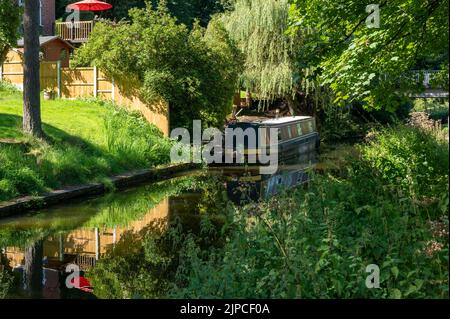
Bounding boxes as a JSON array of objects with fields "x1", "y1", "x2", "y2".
[
  {"x1": 0, "y1": 173, "x2": 227, "y2": 298},
  {"x1": 23, "y1": 240, "x2": 44, "y2": 298},
  {"x1": 89, "y1": 213, "x2": 226, "y2": 299}
]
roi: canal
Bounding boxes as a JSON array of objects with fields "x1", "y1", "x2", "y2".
[{"x1": 0, "y1": 145, "x2": 353, "y2": 299}]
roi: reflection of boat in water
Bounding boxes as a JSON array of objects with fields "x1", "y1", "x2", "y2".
[{"x1": 211, "y1": 151, "x2": 319, "y2": 204}]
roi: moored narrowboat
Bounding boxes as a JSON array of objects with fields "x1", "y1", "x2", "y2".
[{"x1": 223, "y1": 116, "x2": 320, "y2": 165}]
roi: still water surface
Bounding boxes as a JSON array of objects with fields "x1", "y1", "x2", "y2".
[{"x1": 0, "y1": 153, "x2": 325, "y2": 298}]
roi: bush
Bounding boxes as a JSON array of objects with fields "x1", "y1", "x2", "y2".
[
  {"x1": 361, "y1": 125, "x2": 449, "y2": 202},
  {"x1": 0, "y1": 253, "x2": 14, "y2": 299},
  {"x1": 0, "y1": 80, "x2": 19, "y2": 93},
  {"x1": 103, "y1": 105, "x2": 172, "y2": 167},
  {"x1": 73, "y1": 3, "x2": 241, "y2": 129},
  {"x1": 0, "y1": 269, "x2": 13, "y2": 299}
]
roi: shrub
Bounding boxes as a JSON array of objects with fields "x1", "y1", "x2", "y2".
[
  {"x1": 73, "y1": 3, "x2": 241, "y2": 129},
  {"x1": 361, "y1": 125, "x2": 449, "y2": 202},
  {"x1": 0, "y1": 80, "x2": 19, "y2": 93}
]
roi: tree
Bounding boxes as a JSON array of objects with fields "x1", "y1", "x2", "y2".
[
  {"x1": 290, "y1": 0, "x2": 449, "y2": 111},
  {"x1": 56, "y1": 0, "x2": 226, "y2": 27},
  {"x1": 218, "y1": 0, "x2": 304, "y2": 114},
  {"x1": 74, "y1": 2, "x2": 241, "y2": 129},
  {"x1": 0, "y1": 0, "x2": 21, "y2": 65},
  {"x1": 22, "y1": 0, "x2": 43, "y2": 137}
]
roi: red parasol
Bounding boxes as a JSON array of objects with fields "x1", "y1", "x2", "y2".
[{"x1": 67, "y1": 0, "x2": 112, "y2": 11}]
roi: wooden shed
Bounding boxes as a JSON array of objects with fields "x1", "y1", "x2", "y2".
[{"x1": 16, "y1": 36, "x2": 74, "y2": 67}]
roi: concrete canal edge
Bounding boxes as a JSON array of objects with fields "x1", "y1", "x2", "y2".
[{"x1": 0, "y1": 163, "x2": 201, "y2": 218}]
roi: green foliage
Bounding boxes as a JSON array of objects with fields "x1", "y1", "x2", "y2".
[
  {"x1": 103, "y1": 105, "x2": 171, "y2": 167},
  {"x1": 87, "y1": 175, "x2": 229, "y2": 299},
  {"x1": 361, "y1": 125, "x2": 449, "y2": 203},
  {"x1": 219, "y1": 0, "x2": 301, "y2": 107},
  {"x1": 1, "y1": 251, "x2": 14, "y2": 299},
  {"x1": 73, "y1": 3, "x2": 241, "y2": 129},
  {"x1": 413, "y1": 98, "x2": 449, "y2": 122},
  {"x1": 0, "y1": 0, "x2": 21, "y2": 64},
  {"x1": 56, "y1": 0, "x2": 226, "y2": 28},
  {"x1": 290, "y1": 0, "x2": 449, "y2": 111},
  {"x1": 89, "y1": 222, "x2": 183, "y2": 299},
  {"x1": 171, "y1": 126, "x2": 449, "y2": 298},
  {"x1": 0, "y1": 268, "x2": 13, "y2": 299},
  {"x1": 0, "y1": 80, "x2": 19, "y2": 93},
  {"x1": 0, "y1": 91, "x2": 171, "y2": 202}
]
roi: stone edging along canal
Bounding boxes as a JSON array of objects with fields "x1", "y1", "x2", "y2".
[{"x1": 0, "y1": 163, "x2": 200, "y2": 218}]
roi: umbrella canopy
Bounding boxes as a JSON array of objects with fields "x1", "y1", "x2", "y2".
[{"x1": 67, "y1": 0, "x2": 112, "y2": 11}]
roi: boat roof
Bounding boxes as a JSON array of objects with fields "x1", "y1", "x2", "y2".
[
  {"x1": 261, "y1": 116, "x2": 312, "y2": 125},
  {"x1": 230, "y1": 116, "x2": 314, "y2": 127}
]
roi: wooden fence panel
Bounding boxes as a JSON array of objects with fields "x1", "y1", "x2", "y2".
[
  {"x1": 1, "y1": 51, "x2": 170, "y2": 136},
  {"x1": 1, "y1": 50, "x2": 24, "y2": 89},
  {"x1": 97, "y1": 69, "x2": 113, "y2": 100},
  {"x1": 113, "y1": 79, "x2": 170, "y2": 136},
  {"x1": 61, "y1": 67, "x2": 95, "y2": 98},
  {"x1": 41, "y1": 62, "x2": 58, "y2": 92}
]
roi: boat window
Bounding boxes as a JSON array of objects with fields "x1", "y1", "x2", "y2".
[
  {"x1": 296, "y1": 123, "x2": 303, "y2": 136},
  {"x1": 300, "y1": 121, "x2": 310, "y2": 134},
  {"x1": 287, "y1": 125, "x2": 293, "y2": 139},
  {"x1": 291, "y1": 124, "x2": 298, "y2": 137},
  {"x1": 307, "y1": 120, "x2": 314, "y2": 133}
]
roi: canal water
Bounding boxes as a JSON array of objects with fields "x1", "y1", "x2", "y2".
[{"x1": 0, "y1": 148, "x2": 341, "y2": 299}]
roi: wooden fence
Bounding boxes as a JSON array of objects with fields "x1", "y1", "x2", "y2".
[{"x1": 0, "y1": 50, "x2": 169, "y2": 136}]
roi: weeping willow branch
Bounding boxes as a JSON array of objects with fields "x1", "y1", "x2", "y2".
[{"x1": 220, "y1": 0, "x2": 300, "y2": 109}]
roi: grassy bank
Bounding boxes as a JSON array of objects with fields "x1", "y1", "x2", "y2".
[{"x1": 0, "y1": 85, "x2": 171, "y2": 202}]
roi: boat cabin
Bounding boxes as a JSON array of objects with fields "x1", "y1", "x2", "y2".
[{"x1": 224, "y1": 116, "x2": 320, "y2": 164}]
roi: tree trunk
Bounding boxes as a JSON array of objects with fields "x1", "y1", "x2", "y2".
[
  {"x1": 24, "y1": 240, "x2": 43, "y2": 298},
  {"x1": 286, "y1": 95, "x2": 296, "y2": 116},
  {"x1": 22, "y1": 0, "x2": 43, "y2": 137}
]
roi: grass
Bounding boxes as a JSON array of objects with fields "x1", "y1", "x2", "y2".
[{"x1": 0, "y1": 86, "x2": 172, "y2": 202}]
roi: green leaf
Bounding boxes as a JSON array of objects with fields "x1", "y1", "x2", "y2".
[
  {"x1": 389, "y1": 288, "x2": 402, "y2": 299},
  {"x1": 391, "y1": 266, "x2": 399, "y2": 279}
]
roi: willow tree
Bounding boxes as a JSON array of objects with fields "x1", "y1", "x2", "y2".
[{"x1": 220, "y1": 0, "x2": 303, "y2": 114}]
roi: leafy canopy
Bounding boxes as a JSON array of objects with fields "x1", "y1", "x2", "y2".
[
  {"x1": 290, "y1": 0, "x2": 449, "y2": 111},
  {"x1": 56, "y1": 0, "x2": 227, "y2": 28},
  {"x1": 74, "y1": 3, "x2": 241, "y2": 128},
  {"x1": 0, "y1": 0, "x2": 21, "y2": 64}
]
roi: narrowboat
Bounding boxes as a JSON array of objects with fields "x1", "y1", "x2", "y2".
[{"x1": 223, "y1": 116, "x2": 320, "y2": 165}]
